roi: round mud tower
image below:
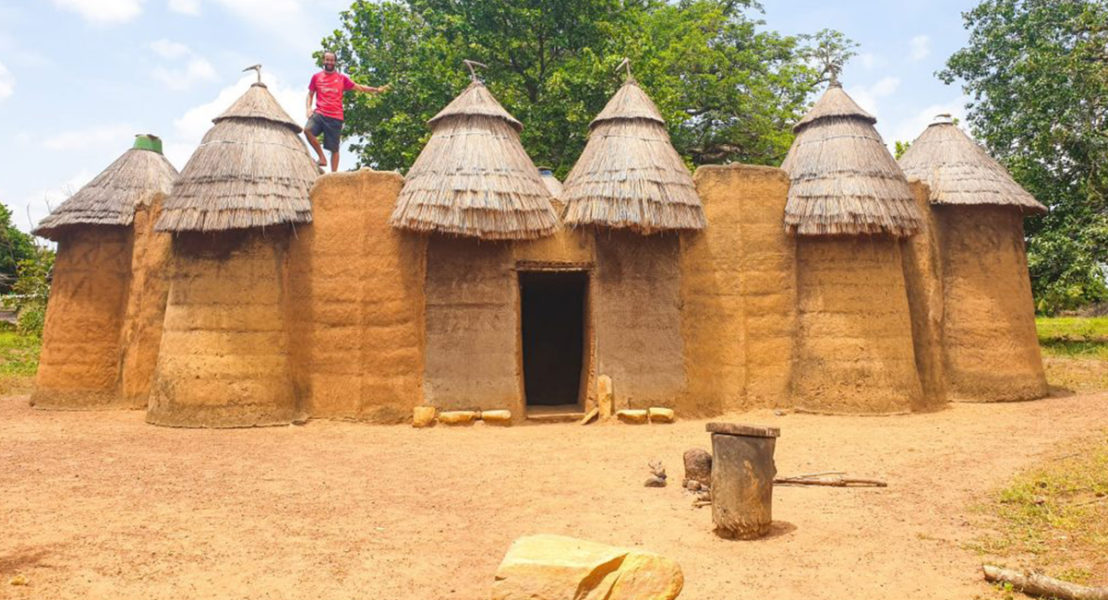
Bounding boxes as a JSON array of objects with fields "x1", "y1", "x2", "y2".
[
  {"x1": 146, "y1": 231, "x2": 299, "y2": 427},
  {"x1": 32, "y1": 228, "x2": 133, "y2": 409},
  {"x1": 792, "y1": 236, "x2": 923, "y2": 413},
  {"x1": 934, "y1": 206, "x2": 1047, "y2": 401}
]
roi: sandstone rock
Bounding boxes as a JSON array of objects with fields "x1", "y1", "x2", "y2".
[
  {"x1": 597, "y1": 375, "x2": 614, "y2": 419},
  {"x1": 616, "y1": 409, "x2": 648, "y2": 424},
  {"x1": 607, "y1": 551, "x2": 684, "y2": 600},
  {"x1": 412, "y1": 406, "x2": 436, "y2": 428},
  {"x1": 438, "y1": 410, "x2": 479, "y2": 425},
  {"x1": 490, "y1": 534, "x2": 683, "y2": 600},
  {"x1": 481, "y1": 410, "x2": 512, "y2": 425},
  {"x1": 682, "y1": 448, "x2": 712, "y2": 487},
  {"x1": 648, "y1": 407, "x2": 675, "y2": 423}
]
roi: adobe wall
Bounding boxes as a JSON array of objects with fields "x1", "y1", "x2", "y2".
[
  {"x1": 594, "y1": 231, "x2": 685, "y2": 410},
  {"x1": 32, "y1": 227, "x2": 133, "y2": 409},
  {"x1": 146, "y1": 230, "x2": 299, "y2": 427},
  {"x1": 933, "y1": 205, "x2": 1047, "y2": 401},
  {"x1": 423, "y1": 238, "x2": 521, "y2": 413},
  {"x1": 682, "y1": 165, "x2": 796, "y2": 415},
  {"x1": 899, "y1": 181, "x2": 947, "y2": 411},
  {"x1": 117, "y1": 195, "x2": 172, "y2": 408},
  {"x1": 288, "y1": 170, "x2": 426, "y2": 423},
  {"x1": 792, "y1": 235, "x2": 923, "y2": 414}
]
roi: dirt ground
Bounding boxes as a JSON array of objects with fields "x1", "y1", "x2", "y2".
[{"x1": 2, "y1": 392, "x2": 1107, "y2": 600}]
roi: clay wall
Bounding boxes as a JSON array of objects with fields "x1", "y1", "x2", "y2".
[
  {"x1": 594, "y1": 231, "x2": 685, "y2": 410},
  {"x1": 792, "y1": 235, "x2": 923, "y2": 414},
  {"x1": 682, "y1": 165, "x2": 796, "y2": 415},
  {"x1": 288, "y1": 171, "x2": 426, "y2": 423},
  {"x1": 423, "y1": 238, "x2": 521, "y2": 413},
  {"x1": 117, "y1": 195, "x2": 172, "y2": 408},
  {"x1": 899, "y1": 181, "x2": 948, "y2": 411},
  {"x1": 32, "y1": 227, "x2": 133, "y2": 409},
  {"x1": 146, "y1": 230, "x2": 299, "y2": 427},
  {"x1": 933, "y1": 205, "x2": 1047, "y2": 401}
]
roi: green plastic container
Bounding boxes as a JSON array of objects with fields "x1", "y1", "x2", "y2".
[{"x1": 133, "y1": 134, "x2": 163, "y2": 154}]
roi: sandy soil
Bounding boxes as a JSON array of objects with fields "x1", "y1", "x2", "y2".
[{"x1": 2, "y1": 392, "x2": 1107, "y2": 600}]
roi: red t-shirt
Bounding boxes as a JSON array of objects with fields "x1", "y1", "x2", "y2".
[{"x1": 309, "y1": 71, "x2": 355, "y2": 120}]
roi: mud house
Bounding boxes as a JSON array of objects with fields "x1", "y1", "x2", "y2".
[{"x1": 30, "y1": 74, "x2": 1048, "y2": 427}]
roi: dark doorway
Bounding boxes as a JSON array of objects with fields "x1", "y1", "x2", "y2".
[{"x1": 520, "y1": 271, "x2": 588, "y2": 408}]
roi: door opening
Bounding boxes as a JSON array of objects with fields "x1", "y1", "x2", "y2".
[{"x1": 519, "y1": 271, "x2": 588, "y2": 409}]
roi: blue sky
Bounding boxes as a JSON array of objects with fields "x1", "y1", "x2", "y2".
[{"x1": 0, "y1": 0, "x2": 976, "y2": 235}]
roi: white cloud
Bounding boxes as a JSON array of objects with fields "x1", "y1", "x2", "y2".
[
  {"x1": 210, "y1": 0, "x2": 349, "y2": 51},
  {"x1": 168, "y1": 71, "x2": 305, "y2": 167},
  {"x1": 909, "y1": 35, "x2": 931, "y2": 61},
  {"x1": 168, "y1": 0, "x2": 200, "y2": 15},
  {"x1": 18, "y1": 169, "x2": 96, "y2": 235},
  {"x1": 152, "y1": 57, "x2": 217, "y2": 91},
  {"x1": 855, "y1": 53, "x2": 888, "y2": 71},
  {"x1": 847, "y1": 76, "x2": 901, "y2": 116},
  {"x1": 41, "y1": 124, "x2": 136, "y2": 151},
  {"x1": 0, "y1": 60, "x2": 13, "y2": 100},
  {"x1": 887, "y1": 95, "x2": 971, "y2": 146},
  {"x1": 51, "y1": 0, "x2": 144, "y2": 25},
  {"x1": 150, "y1": 38, "x2": 190, "y2": 60}
]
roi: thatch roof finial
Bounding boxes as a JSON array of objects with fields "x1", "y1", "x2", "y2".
[
  {"x1": 616, "y1": 57, "x2": 632, "y2": 81},
  {"x1": 463, "y1": 59, "x2": 487, "y2": 83},
  {"x1": 242, "y1": 64, "x2": 262, "y2": 84}
]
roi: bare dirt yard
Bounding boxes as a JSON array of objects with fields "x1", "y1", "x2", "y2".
[{"x1": 2, "y1": 392, "x2": 1107, "y2": 600}]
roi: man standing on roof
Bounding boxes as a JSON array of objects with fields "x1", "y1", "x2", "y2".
[{"x1": 304, "y1": 51, "x2": 388, "y2": 172}]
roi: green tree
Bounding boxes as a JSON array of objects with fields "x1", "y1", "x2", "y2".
[
  {"x1": 11, "y1": 246, "x2": 53, "y2": 338},
  {"x1": 0, "y1": 203, "x2": 38, "y2": 295},
  {"x1": 940, "y1": 0, "x2": 1108, "y2": 314},
  {"x1": 323, "y1": 0, "x2": 853, "y2": 176}
]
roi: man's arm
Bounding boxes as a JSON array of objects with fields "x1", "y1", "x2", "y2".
[
  {"x1": 305, "y1": 90, "x2": 315, "y2": 119},
  {"x1": 352, "y1": 82, "x2": 390, "y2": 94}
]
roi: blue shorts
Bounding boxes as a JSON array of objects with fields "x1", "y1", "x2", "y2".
[{"x1": 305, "y1": 113, "x2": 344, "y2": 153}]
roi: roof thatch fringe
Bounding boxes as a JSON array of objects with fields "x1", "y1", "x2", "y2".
[
  {"x1": 561, "y1": 79, "x2": 705, "y2": 233},
  {"x1": 898, "y1": 117, "x2": 1046, "y2": 214},
  {"x1": 781, "y1": 83, "x2": 922, "y2": 237},
  {"x1": 34, "y1": 141, "x2": 178, "y2": 241},
  {"x1": 390, "y1": 80, "x2": 558, "y2": 240},
  {"x1": 156, "y1": 83, "x2": 318, "y2": 232}
]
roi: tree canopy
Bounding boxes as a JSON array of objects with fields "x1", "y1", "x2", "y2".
[
  {"x1": 0, "y1": 202, "x2": 38, "y2": 295},
  {"x1": 322, "y1": 0, "x2": 854, "y2": 177},
  {"x1": 940, "y1": 0, "x2": 1108, "y2": 314}
]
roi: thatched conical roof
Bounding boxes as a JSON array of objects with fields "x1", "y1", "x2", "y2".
[
  {"x1": 561, "y1": 79, "x2": 705, "y2": 233},
  {"x1": 781, "y1": 82, "x2": 923, "y2": 237},
  {"x1": 156, "y1": 82, "x2": 318, "y2": 232},
  {"x1": 898, "y1": 116, "x2": 1046, "y2": 214},
  {"x1": 34, "y1": 135, "x2": 178, "y2": 241},
  {"x1": 389, "y1": 80, "x2": 558, "y2": 240}
]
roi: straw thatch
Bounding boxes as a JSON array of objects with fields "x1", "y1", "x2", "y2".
[
  {"x1": 781, "y1": 83, "x2": 923, "y2": 237},
  {"x1": 34, "y1": 142, "x2": 178, "y2": 241},
  {"x1": 389, "y1": 80, "x2": 558, "y2": 240},
  {"x1": 156, "y1": 83, "x2": 318, "y2": 232},
  {"x1": 898, "y1": 117, "x2": 1046, "y2": 214},
  {"x1": 561, "y1": 79, "x2": 705, "y2": 233}
]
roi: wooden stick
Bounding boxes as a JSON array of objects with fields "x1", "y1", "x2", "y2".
[
  {"x1": 982, "y1": 565, "x2": 1108, "y2": 600},
  {"x1": 774, "y1": 475, "x2": 887, "y2": 487}
]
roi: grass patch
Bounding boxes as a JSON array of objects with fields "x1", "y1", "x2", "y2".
[
  {"x1": 1036, "y1": 317, "x2": 1108, "y2": 391},
  {"x1": 971, "y1": 432, "x2": 1108, "y2": 589},
  {"x1": 0, "y1": 325, "x2": 40, "y2": 395}
]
